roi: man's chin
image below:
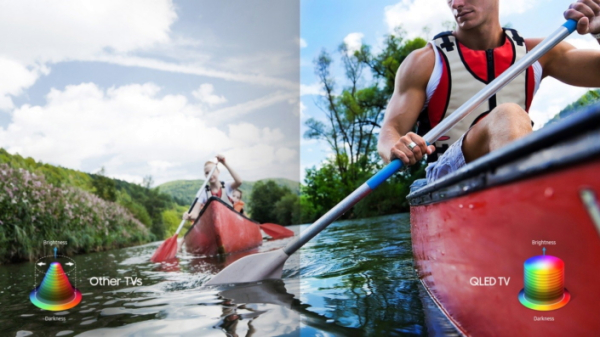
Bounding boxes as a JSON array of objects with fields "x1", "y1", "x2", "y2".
[{"x1": 457, "y1": 20, "x2": 479, "y2": 31}]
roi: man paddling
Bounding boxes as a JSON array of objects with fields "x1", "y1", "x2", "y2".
[
  {"x1": 183, "y1": 154, "x2": 243, "y2": 221},
  {"x1": 378, "y1": 0, "x2": 600, "y2": 183}
]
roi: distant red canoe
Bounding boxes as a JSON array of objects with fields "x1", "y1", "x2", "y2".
[
  {"x1": 183, "y1": 197, "x2": 263, "y2": 256},
  {"x1": 408, "y1": 103, "x2": 600, "y2": 335}
]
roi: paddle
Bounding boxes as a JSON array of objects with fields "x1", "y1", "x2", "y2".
[
  {"x1": 150, "y1": 161, "x2": 219, "y2": 263},
  {"x1": 205, "y1": 20, "x2": 578, "y2": 285},
  {"x1": 259, "y1": 223, "x2": 294, "y2": 239}
]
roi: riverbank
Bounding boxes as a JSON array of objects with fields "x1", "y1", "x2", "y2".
[{"x1": 0, "y1": 164, "x2": 151, "y2": 264}]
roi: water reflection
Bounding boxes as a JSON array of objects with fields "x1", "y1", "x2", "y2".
[
  {"x1": 216, "y1": 279, "x2": 364, "y2": 337},
  {"x1": 0, "y1": 213, "x2": 434, "y2": 336}
]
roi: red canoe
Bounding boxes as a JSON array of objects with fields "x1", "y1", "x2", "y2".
[
  {"x1": 183, "y1": 197, "x2": 263, "y2": 256},
  {"x1": 407, "y1": 103, "x2": 600, "y2": 336}
]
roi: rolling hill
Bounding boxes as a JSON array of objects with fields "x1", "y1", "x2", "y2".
[{"x1": 158, "y1": 178, "x2": 300, "y2": 205}]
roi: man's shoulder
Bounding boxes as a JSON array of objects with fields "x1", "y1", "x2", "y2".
[
  {"x1": 398, "y1": 44, "x2": 436, "y2": 86},
  {"x1": 407, "y1": 43, "x2": 435, "y2": 63},
  {"x1": 524, "y1": 37, "x2": 543, "y2": 52}
]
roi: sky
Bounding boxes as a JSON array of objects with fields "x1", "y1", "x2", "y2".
[
  {"x1": 0, "y1": 0, "x2": 300, "y2": 185},
  {"x1": 300, "y1": 0, "x2": 600, "y2": 175},
  {"x1": 1, "y1": 1, "x2": 598, "y2": 186}
]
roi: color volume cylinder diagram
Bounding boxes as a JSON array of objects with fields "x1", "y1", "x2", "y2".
[
  {"x1": 518, "y1": 254, "x2": 570, "y2": 311},
  {"x1": 30, "y1": 262, "x2": 82, "y2": 311}
]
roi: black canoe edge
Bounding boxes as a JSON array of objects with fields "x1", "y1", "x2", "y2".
[
  {"x1": 183, "y1": 196, "x2": 259, "y2": 238},
  {"x1": 408, "y1": 102, "x2": 600, "y2": 206}
]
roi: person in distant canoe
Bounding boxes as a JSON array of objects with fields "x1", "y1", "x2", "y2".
[
  {"x1": 378, "y1": 0, "x2": 600, "y2": 184},
  {"x1": 182, "y1": 154, "x2": 243, "y2": 221},
  {"x1": 230, "y1": 189, "x2": 245, "y2": 214}
]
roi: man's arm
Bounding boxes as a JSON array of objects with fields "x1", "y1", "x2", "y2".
[
  {"x1": 378, "y1": 46, "x2": 436, "y2": 165},
  {"x1": 216, "y1": 154, "x2": 243, "y2": 190},
  {"x1": 183, "y1": 200, "x2": 204, "y2": 221},
  {"x1": 528, "y1": 0, "x2": 600, "y2": 87}
]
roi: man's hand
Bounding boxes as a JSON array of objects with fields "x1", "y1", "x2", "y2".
[
  {"x1": 216, "y1": 154, "x2": 226, "y2": 164},
  {"x1": 564, "y1": 0, "x2": 600, "y2": 35},
  {"x1": 390, "y1": 132, "x2": 435, "y2": 166}
]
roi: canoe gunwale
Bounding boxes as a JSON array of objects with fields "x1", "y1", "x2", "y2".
[
  {"x1": 408, "y1": 102, "x2": 600, "y2": 206},
  {"x1": 183, "y1": 196, "x2": 259, "y2": 239}
]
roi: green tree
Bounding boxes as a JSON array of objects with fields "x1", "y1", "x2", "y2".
[
  {"x1": 249, "y1": 180, "x2": 290, "y2": 224},
  {"x1": 91, "y1": 167, "x2": 117, "y2": 202},
  {"x1": 273, "y1": 193, "x2": 300, "y2": 226},
  {"x1": 302, "y1": 30, "x2": 427, "y2": 220},
  {"x1": 545, "y1": 89, "x2": 600, "y2": 126}
]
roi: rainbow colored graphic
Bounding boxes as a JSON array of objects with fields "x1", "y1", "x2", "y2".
[
  {"x1": 30, "y1": 262, "x2": 82, "y2": 311},
  {"x1": 518, "y1": 255, "x2": 570, "y2": 311}
]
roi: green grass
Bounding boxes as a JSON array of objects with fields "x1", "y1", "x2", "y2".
[{"x1": 0, "y1": 164, "x2": 152, "y2": 264}]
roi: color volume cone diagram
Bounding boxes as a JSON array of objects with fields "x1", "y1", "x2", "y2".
[
  {"x1": 30, "y1": 262, "x2": 82, "y2": 311},
  {"x1": 518, "y1": 254, "x2": 570, "y2": 311}
]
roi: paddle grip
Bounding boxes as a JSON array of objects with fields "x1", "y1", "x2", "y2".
[
  {"x1": 563, "y1": 19, "x2": 577, "y2": 33},
  {"x1": 366, "y1": 159, "x2": 403, "y2": 189}
]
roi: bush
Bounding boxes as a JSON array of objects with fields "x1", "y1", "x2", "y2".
[
  {"x1": 301, "y1": 159, "x2": 427, "y2": 221},
  {"x1": 0, "y1": 164, "x2": 151, "y2": 263},
  {"x1": 162, "y1": 205, "x2": 190, "y2": 235},
  {"x1": 249, "y1": 180, "x2": 288, "y2": 223},
  {"x1": 273, "y1": 193, "x2": 300, "y2": 226},
  {"x1": 249, "y1": 180, "x2": 299, "y2": 225}
]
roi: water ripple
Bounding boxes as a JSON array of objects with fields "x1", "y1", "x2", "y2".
[{"x1": 0, "y1": 213, "x2": 429, "y2": 336}]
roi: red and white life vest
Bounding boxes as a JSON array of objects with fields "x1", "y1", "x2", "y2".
[
  {"x1": 417, "y1": 28, "x2": 539, "y2": 160},
  {"x1": 205, "y1": 181, "x2": 233, "y2": 206}
]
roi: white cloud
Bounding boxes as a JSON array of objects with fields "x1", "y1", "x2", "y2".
[
  {"x1": 298, "y1": 101, "x2": 307, "y2": 118},
  {"x1": 530, "y1": 78, "x2": 592, "y2": 129},
  {"x1": 1, "y1": 82, "x2": 214, "y2": 169},
  {"x1": 528, "y1": 35, "x2": 599, "y2": 129},
  {"x1": 300, "y1": 82, "x2": 323, "y2": 96},
  {"x1": 148, "y1": 160, "x2": 178, "y2": 172},
  {"x1": 384, "y1": 0, "x2": 540, "y2": 39},
  {"x1": 343, "y1": 33, "x2": 365, "y2": 56},
  {"x1": 384, "y1": 0, "x2": 454, "y2": 39},
  {"x1": 192, "y1": 84, "x2": 227, "y2": 106},
  {"x1": 86, "y1": 54, "x2": 298, "y2": 90},
  {"x1": 0, "y1": 1, "x2": 296, "y2": 116},
  {"x1": 0, "y1": 58, "x2": 46, "y2": 111},
  {"x1": 499, "y1": 0, "x2": 538, "y2": 16},
  {"x1": 0, "y1": 1, "x2": 176, "y2": 65},
  {"x1": 228, "y1": 123, "x2": 284, "y2": 146},
  {"x1": 0, "y1": 1, "x2": 176, "y2": 114},
  {"x1": 223, "y1": 144, "x2": 298, "y2": 179},
  {"x1": 275, "y1": 147, "x2": 297, "y2": 162},
  {"x1": 299, "y1": 38, "x2": 308, "y2": 48},
  {"x1": 207, "y1": 91, "x2": 297, "y2": 124},
  {"x1": 0, "y1": 82, "x2": 298, "y2": 184},
  {"x1": 565, "y1": 35, "x2": 600, "y2": 50}
]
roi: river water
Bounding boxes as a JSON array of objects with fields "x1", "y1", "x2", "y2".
[{"x1": 0, "y1": 213, "x2": 446, "y2": 336}]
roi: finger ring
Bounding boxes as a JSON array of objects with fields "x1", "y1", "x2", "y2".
[{"x1": 408, "y1": 142, "x2": 417, "y2": 151}]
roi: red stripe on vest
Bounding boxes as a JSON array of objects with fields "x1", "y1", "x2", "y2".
[
  {"x1": 211, "y1": 188, "x2": 222, "y2": 198},
  {"x1": 458, "y1": 42, "x2": 488, "y2": 82},
  {"x1": 494, "y1": 37, "x2": 514, "y2": 77},
  {"x1": 428, "y1": 49, "x2": 450, "y2": 128},
  {"x1": 525, "y1": 65, "x2": 535, "y2": 111},
  {"x1": 457, "y1": 36, "x2": 514, "y2": 82}
]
